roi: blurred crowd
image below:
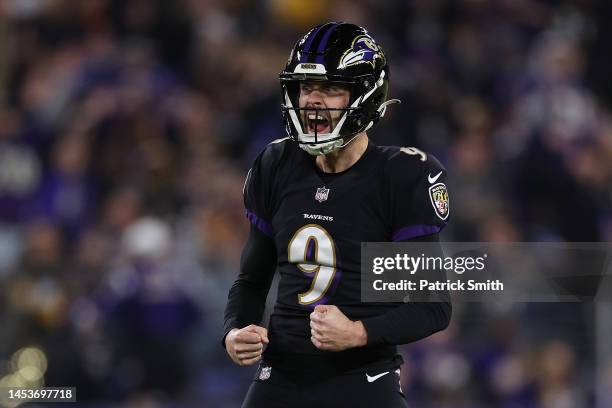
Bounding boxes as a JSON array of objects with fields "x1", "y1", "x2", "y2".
[{"x1": 0, "y1": 0, "x2": 610, "y2": 407}]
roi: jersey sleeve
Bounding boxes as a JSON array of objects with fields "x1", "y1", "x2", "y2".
[
  {"x1": 387, "y1": 148, "x2": 450, "y2": 241},
  {"x1": 243, "y1": 138, "x2": 291, "y2": 237},
  {"x1": 243, "y1": 142, "x2": 283, "y2": 238},
  {"x1": 222, "y1": 223, "x2": 277, "y2": 347}
]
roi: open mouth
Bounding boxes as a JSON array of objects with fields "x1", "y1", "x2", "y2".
[{"x1": 306, "y1": 112, "x2": 331, "y2": 134}]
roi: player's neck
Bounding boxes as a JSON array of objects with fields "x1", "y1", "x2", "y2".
[{"x1": 315, "y1": 133, "x2": 369, "y2": 174}]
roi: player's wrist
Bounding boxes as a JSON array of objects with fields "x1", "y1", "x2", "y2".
[
  {"x1": 351, "y1": 320, "x2": 368, "y2": 347},
  {"x1": 225, "y1": 328, "x2": 240, "y2": 349}
]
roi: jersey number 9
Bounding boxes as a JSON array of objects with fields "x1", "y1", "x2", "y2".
[{"x1": 288, "y1": 224, "x2": 337, "y2": 305}]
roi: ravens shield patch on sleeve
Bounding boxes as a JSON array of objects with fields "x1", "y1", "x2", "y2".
[{"x1": 429, "y1": 183, "x2": 449, "y2": 220}]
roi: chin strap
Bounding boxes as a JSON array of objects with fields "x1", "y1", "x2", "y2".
[
  {"x1": 361, "y1": 98, "x2": 402, "y2": 133},
  {"x1": 377, "y1": 98, "x2": 401, "y2": 119},
  {"x1": 300, "y1": 138, "x2": 345, "y2": 156}
]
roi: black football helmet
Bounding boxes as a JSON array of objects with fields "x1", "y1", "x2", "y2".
[{"x1": 280, "y1": 22, "x2": 399, "y2": 155}]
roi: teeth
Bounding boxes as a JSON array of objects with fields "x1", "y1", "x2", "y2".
[{"x1": 308, "y1": 113, "x2": 325, "y2": 121}]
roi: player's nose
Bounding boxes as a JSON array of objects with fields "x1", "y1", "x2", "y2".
[
  {"x1": 306, "y1": 89, "x2": 325, "y2": 105},
  {"x1": 305, "y1": 97, "x2": 325, "y2": 111}
]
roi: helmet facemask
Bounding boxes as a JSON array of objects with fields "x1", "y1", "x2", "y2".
[{"x1": 280, "y1": 70, "x2": 390, "y2": 155}]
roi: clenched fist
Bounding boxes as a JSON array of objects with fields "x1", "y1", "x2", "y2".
[
  {"x1": 225, "y1": 324, "x2": 269, "y2": 366},
  {"x1": 310, "y1": 305, "x2": 368, "y2": 351}
]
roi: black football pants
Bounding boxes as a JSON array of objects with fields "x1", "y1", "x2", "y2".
[{"x1": 241, "y1": 363, "x2": 408, "y2": 408}]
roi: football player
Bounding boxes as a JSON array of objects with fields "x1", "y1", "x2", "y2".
[{"x1": 224, "y1": 22, "x2": 451, "y2": 408}]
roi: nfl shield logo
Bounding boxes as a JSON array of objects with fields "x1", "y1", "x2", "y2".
[
  {"x1": 259, "y1": 366, "x2": 272, "y2": 380},
  {"x1": 315, "y1": 187, "x2": 330, "y2": 203}
]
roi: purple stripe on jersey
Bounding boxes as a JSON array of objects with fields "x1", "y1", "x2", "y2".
[
  {"x1": 300, "y1": 25, "x2": 325, "y2": 62},
  {"x1": 246, "y1": 210, "x2": 274, "y2": 237},
  {"x1": 392, "y1": 224, "x2": 444, "y2": 241},
  {"x1": 315, "y1": 23, "x2": 337, "y2": 63}
]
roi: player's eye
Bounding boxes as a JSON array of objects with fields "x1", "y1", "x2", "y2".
[
  {"x1": 300, "y1": 83, "x2": 313, "y2": 93},
  {"x1": 324, "y1": 85, "x2": 345, "y2": 95}
]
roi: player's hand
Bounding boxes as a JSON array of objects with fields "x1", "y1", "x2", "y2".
[
  {"x1": 309, "y1": 305, "x2": 367, "y2": 351},
  {"x1": 225, "y1": 324, "x2": 269, "y2": 366}
]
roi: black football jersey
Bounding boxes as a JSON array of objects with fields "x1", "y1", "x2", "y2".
[{"x1": 243, "y1": 137, "x2": 449, "y2": 375}]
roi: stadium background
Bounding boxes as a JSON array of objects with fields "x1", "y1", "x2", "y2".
[{"x1": 0, "y1": 0, "x2": 611, "y2": 406}]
